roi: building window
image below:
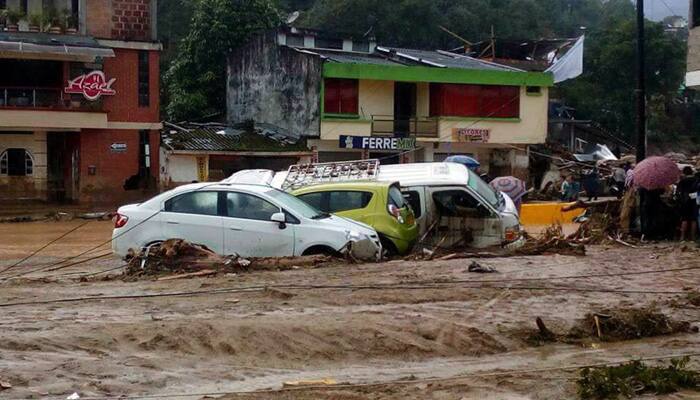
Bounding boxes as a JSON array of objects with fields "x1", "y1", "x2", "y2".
[
  {"x1": 19, "y1": 0, "x2": 27, "y2": 13},
  {"x1": 429, "y1": 83, "x2": 520, "y2": 118},
  {"x1": 0, "y1": 1, "x2": 6, "y2": 10},
  {"x1": 324, "y1": 78, "x2": 358, "y2": 115},
  {"x1": 286, "y1": 34, "x2": 304, "y2": 47},
  {"x1": 138, "y1": 50, "x2": 150, "y2": 107},
  {"x1": 0, "y1": 148, "x2": 33, "y2": 176},
  {"x1": 138, "y1": 130, "x2": 151, "y2": 178},
  {"x1": 526, "y1": 86, "x2": 541, "y2": 95},
  {"x1": 695, "y1": 0, "x2": 700, "y2": 27},
  {"x1": 316, "y1": 37, "x2": 343, "y2": 50}
]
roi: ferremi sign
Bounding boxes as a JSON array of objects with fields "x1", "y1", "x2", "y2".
[{"x1": 339, "y1": 135, "x2": 417, "y2": 151}]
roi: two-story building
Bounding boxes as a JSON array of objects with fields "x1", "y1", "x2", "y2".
[
  {"x1": 228, "y1": 27, "x2": 553, "y2": 179},
  {"x1": 0, "y1": 0, "x2": 160, "y2": 204}
]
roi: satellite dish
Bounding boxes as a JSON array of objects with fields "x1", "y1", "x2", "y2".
[{"x1": 286, "y1": 11, "x2": 300, "y2": 25}]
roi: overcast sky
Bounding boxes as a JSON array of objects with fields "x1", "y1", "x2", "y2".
[{"x1": 643, "y1": 0, "x2": 688, "y2": 21}]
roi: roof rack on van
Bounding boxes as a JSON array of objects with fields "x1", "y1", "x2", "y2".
[{"x1": 280, "y1": 159, "x2": 380, "y2": 190}]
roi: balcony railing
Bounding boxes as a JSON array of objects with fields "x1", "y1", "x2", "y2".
[
  {"x1": 371, "y1": 115, "x2": 439, "y2": 138},
  {"x1": 0, "y1": 87, "x2": 100, "y2": 111}
]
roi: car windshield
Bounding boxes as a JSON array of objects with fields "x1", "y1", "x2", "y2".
[
  {"x1": 466, "y1": 168, "x2": 502, "y2": 210},
  {"x1": 264, "y1": 188, "x2": 329, "y2": 219}
]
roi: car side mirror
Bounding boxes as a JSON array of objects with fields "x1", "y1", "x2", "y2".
[{"x1": 271, "y1": 212, "x2": 286, "y2": 229}]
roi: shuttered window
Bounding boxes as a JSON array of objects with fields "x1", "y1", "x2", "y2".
[{"x1": 429, "y1": 83, "x2": 520, "y2": 118}]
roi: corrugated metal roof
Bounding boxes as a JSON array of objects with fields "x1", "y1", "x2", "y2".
[
  {"x1": 310, "y1": 49, "x2": 405, "y2": 66},
  {"x1": 162, "y1": 122, "x2": 309, "y2": 153},
  {"x1": 379, "y1": 47, "x2": 520, "y2": 71}
]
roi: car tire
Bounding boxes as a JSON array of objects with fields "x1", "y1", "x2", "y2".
[
  {"x1": 379, "y1": 235, "x2": 398, "y2": 257},
  {"x1": 302, "y1": 245, "x2": 338, "y2": 257}
]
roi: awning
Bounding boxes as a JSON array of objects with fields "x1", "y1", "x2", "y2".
[{"x1": 0, "y1": 32, "x2": 115, "y2": 62}]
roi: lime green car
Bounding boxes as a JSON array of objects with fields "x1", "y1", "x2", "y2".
[{"x1": 292, "y1": 182, "x2": 419, "y2": 255}]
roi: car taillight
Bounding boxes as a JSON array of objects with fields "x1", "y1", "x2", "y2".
[
  {"x1": 387, "y1": 204, "x2": 405, "y2": 224},
  {"x1": 113, "y1": 213, "x2": 129, "y2": 228},
  {"x1": 504, "y1": 225, "x2": 520, "y2": 242}
]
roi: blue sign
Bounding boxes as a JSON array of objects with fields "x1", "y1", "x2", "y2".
[{"x1": 339, "y1": 135, "x2": 417, "y2": 151}]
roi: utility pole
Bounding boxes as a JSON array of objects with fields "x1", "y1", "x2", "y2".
[{"x1": 635, "y1": 0, "x2": 646, "y2": 161}]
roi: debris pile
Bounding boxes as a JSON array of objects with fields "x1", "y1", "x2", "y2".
[
  {"x1": 517, "y1": 224, "x2": 586, "y2": 256},
  {"x1": 577, "y1": 357, "x2": 700, "y2": 399},
  {"x1": 123, "y1": 239, "x2": 335, "y2": 280},
  {"x1": 526, "y1": 308, "x2": 693, "y2": 345},
  {"x1": 568, "y1": 308, "x2": 692, "y2": 341}
]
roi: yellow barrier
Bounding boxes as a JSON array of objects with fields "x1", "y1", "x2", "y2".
[{"x1": 520, "y1": 202, "x2": 582, "y2": 226}]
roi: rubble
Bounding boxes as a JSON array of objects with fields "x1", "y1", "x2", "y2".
[
  {"x1": 516, "y1": 225, "x2": 586, "y2": 256},
  {"x1": 524, "y1": 308, "x2": 693, "y2": 347},
  {"x1": 568, "y1": 308, "x2": 692, "y2": 342},
  {"x1": 123, "y1": 239, "x2": 337, "y2": 280}
]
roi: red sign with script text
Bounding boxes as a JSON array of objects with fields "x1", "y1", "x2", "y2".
[{"x1": 64, "y1": 71, "x2": 116, "y2": 101}]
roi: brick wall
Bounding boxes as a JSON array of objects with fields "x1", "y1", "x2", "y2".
[
  {"x1": 79, "y1": 129, "x2": 160, "y2": 204},
  {"x1": 111, "y1": 0, "x2": 152, "y2": 41},
  {"x1": 86, "y1": 0, "x2": 152, "y2": 41},
  {"x1": 102, "y1": 48, "x2": 160, "y2": 123}
]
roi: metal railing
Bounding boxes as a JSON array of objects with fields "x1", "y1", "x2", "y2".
[
  {"x1": 0, "y1": 87, "x2": 94, "y2": 110},
  {"x1": 370, "y1": 115, "x2": 439, "y2": 138}
]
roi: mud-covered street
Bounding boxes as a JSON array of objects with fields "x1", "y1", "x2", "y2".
[{"x1": 0, "y1": 220, "x2": 699, "y2": 399}]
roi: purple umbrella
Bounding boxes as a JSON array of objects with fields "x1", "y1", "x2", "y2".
[
  {"x1": 633, "y1": 156, "x2": 680, "y2": 190},
  {"x1": 490, "y1": 176, "x2": 527, "y2": 202}
]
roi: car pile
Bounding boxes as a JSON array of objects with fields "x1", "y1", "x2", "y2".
[{"x1": 112, "y1": 160, "x2": 524, "y2": 261}]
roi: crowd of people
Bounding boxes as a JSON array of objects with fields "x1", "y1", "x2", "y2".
[{"x1": 558, "y1": 162, "x2": 700, "y2": 242}]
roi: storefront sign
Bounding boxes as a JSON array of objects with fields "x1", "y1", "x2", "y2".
[
  {"x1": 110, "y1": 143, "x2": 127, "y2": 153},
  {"x1": 452, "y1": 128, "x2": 491, "y2": 143},
  {"x1": 65, "y1": 71, "x2": 116, "y2": 101},
  {"x1": 339, "y1": 135, "x2": 417, "y2": 151}
]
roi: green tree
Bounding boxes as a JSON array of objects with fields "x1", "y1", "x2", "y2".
[
  {"x1": 164, "y1": 0, "x2": 281, "y2": 121},
  {"x1": 558, "y1": 18, "x2": 686, "y2": 140}
]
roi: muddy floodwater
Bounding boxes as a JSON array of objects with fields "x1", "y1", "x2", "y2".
[{"x1": 0, "y1": 220, "x2": 699, "y2": 399}]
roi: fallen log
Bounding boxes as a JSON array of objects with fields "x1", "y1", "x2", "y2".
[{"x1": 156, "y1": 269, "x2": 217, "y2": 281}]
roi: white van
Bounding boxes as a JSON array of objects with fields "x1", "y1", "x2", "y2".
[
  {"x1": 375, "y1": 163, "x2": 523, "y2": 249},
  {"x1": 222, "y1": 161, "x2": 523, "y2": 249}
]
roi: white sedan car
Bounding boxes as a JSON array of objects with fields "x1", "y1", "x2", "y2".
[{"x1": 112, "y1": 183, "x2": 382, "y2": 258}]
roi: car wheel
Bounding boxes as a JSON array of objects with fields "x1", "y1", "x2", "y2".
[
  {"x1": 302, "y1": 245, "x2": 338, "y2": 257},
  {"x1": 379, "y1": 235, "x2": 398, "y2": 257}
]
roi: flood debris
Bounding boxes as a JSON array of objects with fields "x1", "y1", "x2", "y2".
[
  {"x1": 467, "y1": 261, "x2": 498, "y2": 273},
  {"x1": 0, "y1": 380, "x2": 11, "y2": 390},
  {"x1": 568, "y1": 308, "x2": 692, "y2": 341},
  {"x1": 517, "y1": 225, "x2": 586, "y2": 256},
  {"x1": 123, "y1": 239, "x2": 337, "y2": 280},
  {"x1": 577, "y1": 357, "x2": 700, "y2": 399},
  {"x1": 525, "y1": 308, "x2": 692, "y2": 345}
]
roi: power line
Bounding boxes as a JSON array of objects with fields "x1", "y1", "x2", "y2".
[{"x1": 0, "y1": 220, "x2": 92, "y2": 275}]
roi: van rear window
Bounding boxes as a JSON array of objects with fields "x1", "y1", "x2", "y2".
[{"x1": 402, "y1": 190, "x2": 422, "y2": 217}]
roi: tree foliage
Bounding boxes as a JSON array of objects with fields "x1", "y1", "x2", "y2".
[{"x1": 164, "y1": 0, "x2": 281, "y2": 121}]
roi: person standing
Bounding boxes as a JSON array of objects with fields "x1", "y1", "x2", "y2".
[
  {"x1": 583, "y1": 167, "x2": 600, "y2": 201},
  {"x1": 612, "y1": 166, "x2": 626, "y2": 199},
  {"x1": 677, "y1": 167, "x2": 698, "y2": 242},
  {"x1": 561, "y1": 175, "x2": 579, "y2": 202}
]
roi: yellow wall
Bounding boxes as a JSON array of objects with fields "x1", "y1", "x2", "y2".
[
  {"x1": 320, "y1": 82, "x2": 548, "y2": 145},
  {"x1": 435, "y1": 87, "x2": 548, "y2": 144},
  {"x1": 0, "y1": 110, "x2": 108, "y2": 129},
  {"x1": 358, "y1": 79, "x2": 394, "y2": 118}
]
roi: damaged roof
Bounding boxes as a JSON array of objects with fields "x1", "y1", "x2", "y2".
[
  {"x1": 288, "y1": 46, "x2": 520, "y2": 71},
  {"x1": 162, "y1": 122, "x2": 309, "y2": 153}
]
